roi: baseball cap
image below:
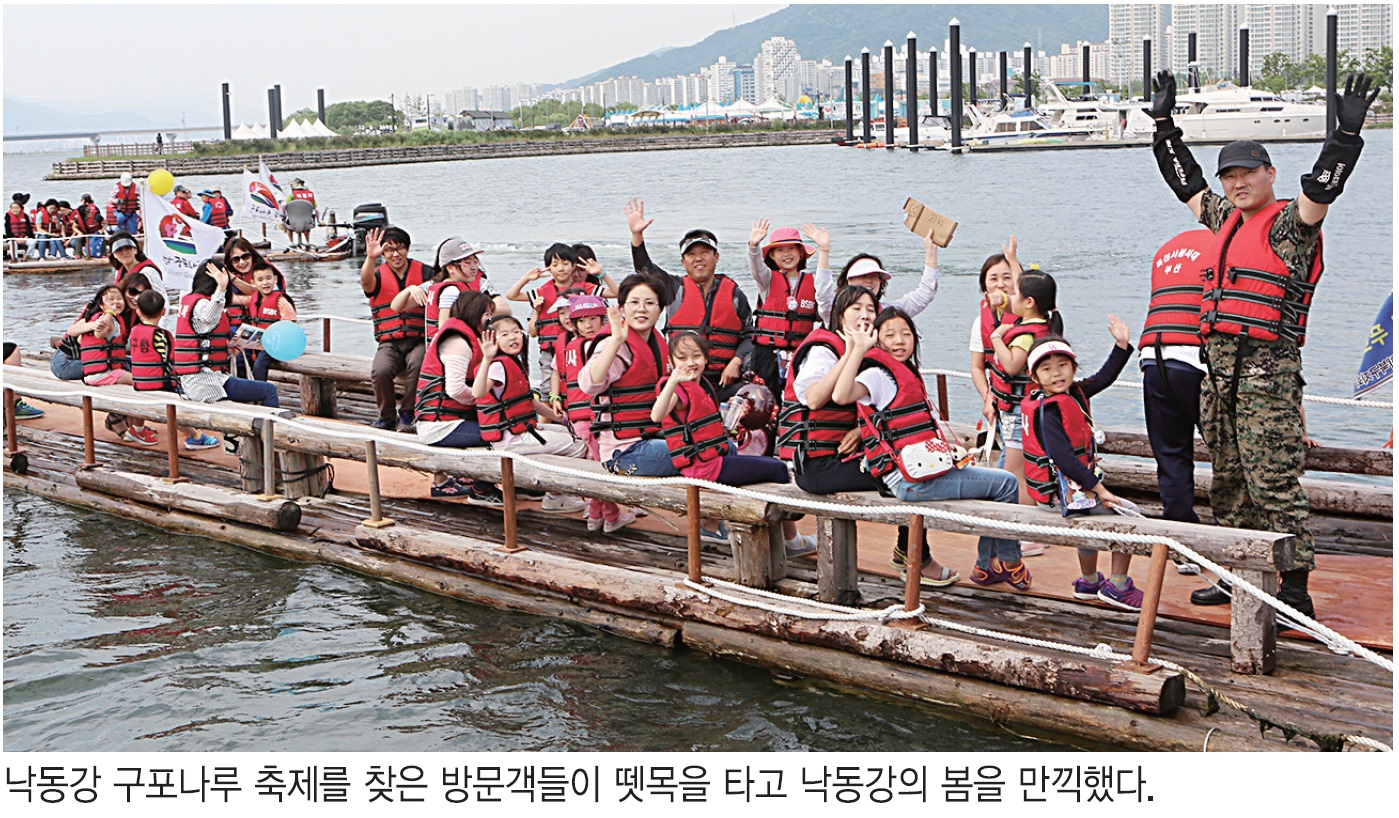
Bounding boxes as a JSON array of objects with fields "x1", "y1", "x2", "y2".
[
  {"x1": 173, "y1": 185, "x2": 190, "y2": 194},
  {"x1": 1216, "y1": 140, "x2": 1272, "y2": 175},
  {"x1": 1026, "y1": 339, "x2": 1077, "y2": 373},
  {"x1": 679, "y1": 229, "x2": 718, "y2": 255},
  {"x1": 120, "y1": 173, "x2": 132, "y2": 185},
  {"x1": 436, "y1": 236, "x2": 482, "y2": 267}
]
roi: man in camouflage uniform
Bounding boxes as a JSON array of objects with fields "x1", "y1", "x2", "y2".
[{"x1": 1148, "y1": 70, "x2": 1379, "y2": 623}]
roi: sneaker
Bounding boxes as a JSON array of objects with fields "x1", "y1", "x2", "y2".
[
  {"x1": 184, "y1": 432, "x2": 220, "y2": 450},
  {"x1": 1176, "y1": 562, "x2": 1202, "y2": 575},
  {"x1": 603, "y1": 511, "x2": 638, "y2": 534},
  {"x1": 1005, "y1": 560, "x2": 1032, "y2": 591},
  {"x1": 465, "y1": 482, "x2": 505, "y2": 507},
  {"x1": 699, "y1": 522, "x2": 730, "y2": 542},
  {"x1": 123, "y1": 426, "x2": 159, "y2": 446},
  {"x1": 371, "y1": 417, "x2": 394, "y2": 430},
  {"x1": 13, "y1": 400, "x2": 44, "y2": 421},
  {"x1": 541, "y1": 493, "x2": 586, "y2": 514},
  {"x1": 1097, "y1": 577, "x2": 1144, "y2": 611},
  {"x1": 430, "y1": 476, "x2": 470, "y2": 498},
  {"x1": 1072, "y1": 571, "x2": 1106, "y2": 600},
  {"x1": 396, "y1": 412, "x2": 416, "y2": 433},
  {"x1": 784, "y1": 534, "x2": 817, "y2": 558},
  {"x1": 586, "y1": 516, "x2": 605, "y2": 532},
  {"x1": 1019, "y1": 541, "x2": 1048, "y2": 557},
  {"x1": 969, "y1": 557, "x2": 1011, "y2": 587}
]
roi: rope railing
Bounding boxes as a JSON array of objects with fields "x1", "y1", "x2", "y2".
[{"x1": 3, "y1": 370, "x2": 1390, "y2": 676}]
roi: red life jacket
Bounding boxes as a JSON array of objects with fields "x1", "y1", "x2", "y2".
[
  {"x1": 35, "y1": 209, "x2": 61, "y2": 234},
  {"x1": 207, "y1": 196, "x2": 231, "y2": 228},
  {"x1": 74, "y1": 203, "x2": 103, "y2": 233},
  {"x1": 368, "y1": 259, "x2": 428, "y2": 342},
  {"x1": 660, "y1": 379, "x2": 730, "y2": 469},
  {"x1": 478, "y1": 354, "x2": 538, "y2": 443},
  {"x1": 424, "y1": 280, "x2": 481, "y2": 342},
  {"x1": 667, "y1": 275, "x2": 745, "y2": 375},
  {"x1": 855, "y1": 348, "x2": 945, "y2": 480},
  {"x1": 127, "y1": 323, "x2": 176, "y2": 391},
  {"x1": 589, "y1": 328, "x2": 669, "y2": 440},
  {"x1": 113, "y1": 257, "x2": 162, "y2": 286},
  {"x1": 78, "y1": 310, "x2": 128, "y2": 377},
  {"x1": 559, "y1": 333, "x2": 603, "y2": 424},
  {"x1": 978, "y1": 298, "x2": 1013, "y2": 372},
  {"x1": 246, "y1": 290, "x2": 289, "y2": 329},
  {"x1": 172, "y1": 292, "x2": 232, "y2": 375},
  {"x1": 291, "y1": 188, "x2": 316, "y2": 204},
  {"x1": 775, "y1": 329, "x2": 857, "y2": 461},
  {"x1": 752, "y1": 270, "x2": 818, "y2": 350},
  {"x1": 5, "y1": 209, "x2": 32, "y2": 238},
  {"x1": 172, "y1": 196, "x2": 199, "y2": 219},
  {"x1": 414, "y1": 316, "x2": 482, "y2": 422},
  {"x1": 1200, "y1": 200, "x2": 1324, "y2": 347},
  {"x1": 1139, "y1": 229, "x2": 1211, "y2": 349},
  {"x1": 987, "y1": 317, "x2": 1053, "y2": 412},
  {"x1": 535, "y1": 280, "x2": 602, "y2": 356},
  {"x1": 114, "y1": 183, "x2": 140, "y2": 214},
  {"x1": 1020, "y1": 388, "x2": 1096, "y2": 504}
]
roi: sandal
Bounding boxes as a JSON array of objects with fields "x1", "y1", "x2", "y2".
[
  {"x1": 430, "y1": 476, "x2": 469, "y2": 498},
  {"x1": 900, "y1": 565, "x2": 961, "y2": 588},
  {"x1": 103, "y1": 412, "x2": 128, "y2": 434}
]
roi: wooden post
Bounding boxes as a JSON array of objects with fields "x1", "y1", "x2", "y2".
[
  {"x1": 362, "y1": 439, "x2": 394, "y2": 528},
  {"x1": 816, "y1": 517, "x2": 860, "y2": 606},
  {"x1": 936, "y1": 373, "x2": 950, "y2": 420},
  {"x1": 258, "y1": 418, "x2": 280, "y2": 499},
  {"x1": 1230, "y1": 568, "x2": 1277, "y2": 674},
  {"x1": 81, "y1": 395, "x2": 97, "y2": 468},
  {"x1": 904, "y1": 515, "x2": 925, "y2": 612},
  {"x1": 162, "y1": 403, "x2": 188, "y2": 483},
  {"x1": 322, "y1": 317, "x2": 331, "y2": 352},
  {"x1": 728, "y1": 522, "x2": 773, "y2": 589},
  {"x1": 3, "y1": 388, "x2": 18, "y2": 455},
  {"x1": 687, "y1": 485, "x2": 702, "y2": 583},
  {"x1": 1124, "y1": 542, "x2": 1170, "y2": 671},
  {"x1": 499, "y1": 457, "x2": 524, "y2": 552}
]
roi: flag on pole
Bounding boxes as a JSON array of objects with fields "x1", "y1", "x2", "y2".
[
  {"x1": 1354, "y1": 292, "x2": 1393, "y2": 398},
  {"x1": 241, "y1": 167, "x2": 283, "y2": 224},
  {"x1": 141, "y1": 187, "x2": 227, "y2": 296}
]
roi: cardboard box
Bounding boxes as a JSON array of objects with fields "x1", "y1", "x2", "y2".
[{"x1": 903, "y1": 197, "x2": 958, "y2": 247}]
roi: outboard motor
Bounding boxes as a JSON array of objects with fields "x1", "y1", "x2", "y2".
[{"x1": 351, "y1": 203, "x2": 389, "y2": 256}]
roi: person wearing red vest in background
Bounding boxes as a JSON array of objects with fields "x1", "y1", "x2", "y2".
[
  {"x1": 73, "y1": 194, "x2": 105, "y2": 258},
  {"x1": 31, "y1": 199, "x2": 65, "y2": 259},
  {"x1": 198, "y1": 188, "x2": 231, "y2": 230},
  {"x1": 1149, "y1": 70, "x2": 1379, "y2": 623},
  {"x1": 170, "y1": 185, "x2": 200, "y2": 219},
  {"x1": 624, "y1": 198, "x2": 756, "y2": 404},
  {"x1": 5, "y1": 197, "x2": 33, "y2": 261},
  {"x1": 393, "y1": 236, "x2": 512, "y2": 343},
  {"x1": 745, "y1": 221, "x2": 824, "y2": 400},
  {"x1": 112, "y1": 173, "x2": 141, "y2": 236},
  {"x1": 360, "y1": 226, "x2": 429, "y2": 431}
]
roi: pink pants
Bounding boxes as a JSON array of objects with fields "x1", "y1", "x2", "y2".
[{"x1": 572, "y1": 420, "x2": 621, "y2": 523}]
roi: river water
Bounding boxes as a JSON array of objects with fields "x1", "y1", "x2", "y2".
[{"x1": 2, "y1": 138, "x2": 1392, "y2": 751}]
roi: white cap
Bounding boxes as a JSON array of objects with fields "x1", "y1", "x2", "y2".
[
  {"x1": 845, "y1": 257, "x2": 892, "y2": 283},
  {"x1": 1026, "y1": 340, "x2": 1077, "y2": 374},
  {"x1": 120, "y1": 172, "x2": 132, "y2": 185}
]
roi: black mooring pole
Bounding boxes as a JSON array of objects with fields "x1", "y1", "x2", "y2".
[
  {"x1": 274, "y1": 83, "x2": 283, "y2": 127},
  {"x1": 844, "y1": 55, "x2": 854, "y2": 143},
  {"x1": 929, "y1": 48, "x2": 939, "y2": 123},
  {"x1": 1326, "y1": 9, "x2": 1338, "y2": 136},
  {"x1": 268, "y1": 88, "x2": 279, "y2": 139},
  {"x1": 1023, "y1": 43, "x2": 1033, "y2": 107},
  {"x1": 221, "y1": 82, "x2": 232, "y2": 141},
  {"x1": 1188, "y1": 31, "x2": 1199, "y2": 89},
  {"x1": 317, "y1": 88, "x2": 326, "y2": 124},
  {"x1": 1239, "y1": 25, "x2": 1250, "y2": 86},
  {"x1": 883, "y1": 40, "x2": 896, "y2": 147},
  {"x1": 906, "y1": 32, "x2": 919, "y2": 150},
  {"x1": 1142, "y1": 37, "x2": 1152, "y2": 101},
  {"x1": 1081, "y1": 42, "x2": 1091, "y2": 99},
  {"x1": 968, "y1": 48, "x2": 978, "y2": 106},
  {"x1": 949, "y1": 18, "x2": 962, "y2": 150},
  {"x1": 861, "y1": 48, "x2": 872, "y2": 143}
]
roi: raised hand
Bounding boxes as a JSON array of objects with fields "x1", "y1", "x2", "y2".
[
  {"x1": 1149, "y1": 70, "x2": 1177, "y2": 120},
  {"x1": 840, "y1": 322, "x2": 877, "y2": 354},
  {"x1": 479, "y1": 328, "x2": 498, "y2": 361},
  {"x1": 580, "y1": 257, "x2": 603, "y2": 278},
  {"x1": 1337, "y1": 73, "x2": 1380, "y2": 135},
  {"x1": 364, "y1": 227, "x2": 383, "y2": 259},
  {"x1": 624, "y1": 198, "x2": 654, "y2": 236},
  {"x1": 748, "y1": 218, "x2": 771, "y2": 247},
  {"x1": 1001, "y1": 234, "x2": 1018, "y2": 264},
  {"x1": 800, "y1": 223, "x2": 830, "y2": 253},
  {"x1": 1107, "y1": 314, "x2": 1131, "y2": 347},
  {"x1": 606, "y1": 303, "x2": 628, "y2": 342}
]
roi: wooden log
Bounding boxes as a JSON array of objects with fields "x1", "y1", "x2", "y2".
[
  {"x1": 1100, "y1": 456, "x2": 1392, "y2": 519},
  {"x1": 75, "y1": 467, "x2": 301, "y2": 531},
  {"x1": 1231, "y1": 568, "x2": 1278, "y2": 675},
  {"x1": 280, "y1": 450, "x2": 331, "y2": 499},
  {"x1": 358, "y1": 522, "x2": 1183, "y2": 714},
  {"x1": 298, "y1": 373, "x2": 337, "y2": 418},
  {"x1": 237, "y1": 423, "x2": 265, "y2": 494},
  {"x1": 728, "y1": 522, "x2": 775, "y2": 589},
  {"x1": 816, "y1": 517, "x2": 860, "y2": 606},
  {"x1": 1095, "y1": 425, "x2": 1392, "y2": 477}
]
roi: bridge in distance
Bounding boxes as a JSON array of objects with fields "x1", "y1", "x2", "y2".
[{"x1": 4, "y1": 126, "x2": 223, "y2": 142}]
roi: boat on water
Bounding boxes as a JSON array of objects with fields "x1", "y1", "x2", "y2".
[
  {"x1": 3, "y1": 233, "x2": 354, "y2": 275},
  {"x1": 936, "y1": 107, "x2": 1107, "y2": 151},
  {"x1": 1122, "y1": 82, "x2": 1328, "y2": 142},
  {"x1": 3, "y1": 340, "x2": 1391, "y2": 752}
]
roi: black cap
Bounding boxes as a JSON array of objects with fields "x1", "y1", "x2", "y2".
[
  {"x1": 679, "y1": 228, "x2": 718, "y2": 255},
  {"x1": 1216, "y1": 140, "x2": 1272, "y2": 175}
]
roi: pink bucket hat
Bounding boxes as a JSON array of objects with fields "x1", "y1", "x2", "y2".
[
  {"x1": 567, "y1": 293, "x2": 607, "y2": 319},
  {"x1": 761, "y1": 226, "x2": 815, "y2": 269}
]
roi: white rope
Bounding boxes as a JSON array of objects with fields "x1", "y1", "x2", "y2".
[
  {"x1": 295, "y1": 313, "x2": 373, "y2": 326},
  {"x1": 4, "y1": 371, "x2": 1390, "y2": 673},
  {"x1": 919, "y1": 367, "x2": 1393, "y2": 410},
  {"x1": 682, "y1": 577, "x2": 923, "y2": 622}
]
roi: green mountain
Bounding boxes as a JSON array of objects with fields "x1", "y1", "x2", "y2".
[{"x1": 567, "y1": 4, "x2": 1108, "y2": 86}]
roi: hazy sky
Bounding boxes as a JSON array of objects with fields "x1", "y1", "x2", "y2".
[{"x1": 4, "y1": 2, "x2": 784, "y2": 121}]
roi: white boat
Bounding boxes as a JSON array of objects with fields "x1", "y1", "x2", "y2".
[
  {"x1": 940, "y1": 107, "x2": 1104, "y2": 149},
  {"x1": 1123, "y1": 82, "x2": 1327, "y2": 141},
  {"x1": 1037, "y1": 81, "x2": 1134, "y2": 137}
]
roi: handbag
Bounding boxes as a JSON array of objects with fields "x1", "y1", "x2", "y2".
[{"x1": 859, "y1": 404, "x2": 957, "y2": 483}]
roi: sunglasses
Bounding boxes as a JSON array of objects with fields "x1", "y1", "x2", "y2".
[
  {"x1": 126, "y1": 287, "x2": 148, "y2": 296},
  {"x1": 229, "y1": 253, "x2": 252, "y2": 263}
]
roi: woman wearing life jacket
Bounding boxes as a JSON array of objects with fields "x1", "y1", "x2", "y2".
[
  {"x1": 1020, "y1": 326, "x2": 1137, "y2": 609},
  {"x1": 220, "y1": 236, "x2": 286, "y2": 339},
  {"x1": 73, "y1": 193, "x2": 105, "y2": 258},
  {"x1": 391, "y1": 236, "x2": 511, "y2": 342},
  {"x1": 5, "y1": 199, "x2": 33, "y2": 261},
  {"x1": 968, "y1": 236, "x2": 1020, "y2": 439},
  {"x1": 578, "y1": 272, "x2": 676, "y2": 477},
  {"x1": 813, "y1": 231, "x2": 943, "y2": 328},
  {"x1": 115, "y1": 269, "x2": 157, "y2": 339},
  {"x1": 412, "y1": 290, "x2": 503, "y2": 504},
  {"x1": 832, "y1": 307, "x2": 1028, "y2": 591},
  {"x1": 471, "y1": 314, "x2": 588, "y2": 514},
  {"x1": 107, "y1": 232, "x2": 162, "y2": 286},
  {"x1": 172, "y1": 260, "x2": 279, "y2": 408}
]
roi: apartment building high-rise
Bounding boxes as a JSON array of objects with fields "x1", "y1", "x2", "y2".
[
  {"x1": 1109, "y1": 3, "x2": 1168, "y2": 86},
  {"x1": 1165, "y1": 4, "x2": 1390, "y2": 84},
  {"x1": 757, "y1": 36, "x2": 799, "y2": 101}
]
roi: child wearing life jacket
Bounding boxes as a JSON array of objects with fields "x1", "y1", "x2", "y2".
[
  {"x1": 471, "y1": 314, "x2": 588, "y2": 515},
  {"x1": 988, "y1": 263, "x2": 1065, "y2": 555},
  {"x1": 651, "y1": 331, "x2": 810, "y2": 553},
  {"x1": 233, "y1": 263, "x2": 299, "y2": 382},
  {"x1": 745, "y1": 221, "x2": 824, "y2": 399},
  {"x1": 1020, "y1": 323, "x2": 1138, "y2": 610},
  {"x1": 74, "y1": 285, "x2": 158, "y2": 445},
  {"x1": 127, "y1": 290, "x2": 219, "y2": 450},
  {"x1": 833, "y1": 307, "x2": 1033, "y2": 591},
  {"x1": 504, "y1": 243, "x2": 609, "y2": 395}
]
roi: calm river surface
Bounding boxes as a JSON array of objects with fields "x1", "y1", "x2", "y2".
[{"x1": 3, "y1": 137, "x2": 1391, "y2": 751}]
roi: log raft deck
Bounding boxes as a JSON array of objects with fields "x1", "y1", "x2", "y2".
[{"x1": 2, "y1": 351, "x2": 1391, "y2": 753}]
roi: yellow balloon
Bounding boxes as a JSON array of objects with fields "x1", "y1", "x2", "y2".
[{"x1": 147, "y1": 169, "x2": 175, "y2": 196}]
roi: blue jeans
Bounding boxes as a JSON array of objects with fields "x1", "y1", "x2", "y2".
[
  {"x1": 115, "y1": 212, "x2": 140, "y2": 235},
  {"x1": 28, "y1": 237, "x2": 62, "y2": 259},
  {"x1": 50, "y1": 349, "x2": 85, "y2": 380},
  {"x1": 86, "y1": 235, "x2": 104, "y2": 257},
  {"x1": 221, "y1": 376, "x2": 279, "y2": 407},
  {"x1": 428, "y1": 420, "x2": 485, "y2": 449},
  {"x1": 885, "y1": 465, "x2": 1022, "y2": 568},
  {"x1": 605, "y1": 437, "x2": 679, "y2": 477}
]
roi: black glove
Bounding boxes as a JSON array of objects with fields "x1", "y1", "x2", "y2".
[
  {"x1": 1301, "y1": 130, "x2": 1363, "y2": 205},
  {"x1": 1146, "y1": 70, "x2": 1178, "y2": 128},
  {"x1": 1336, "y1": 73, "x2": 1379, "y2": 135},
  {"x1": 1152, "y1": 124, "x2": 1207, "y2": 204}
]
